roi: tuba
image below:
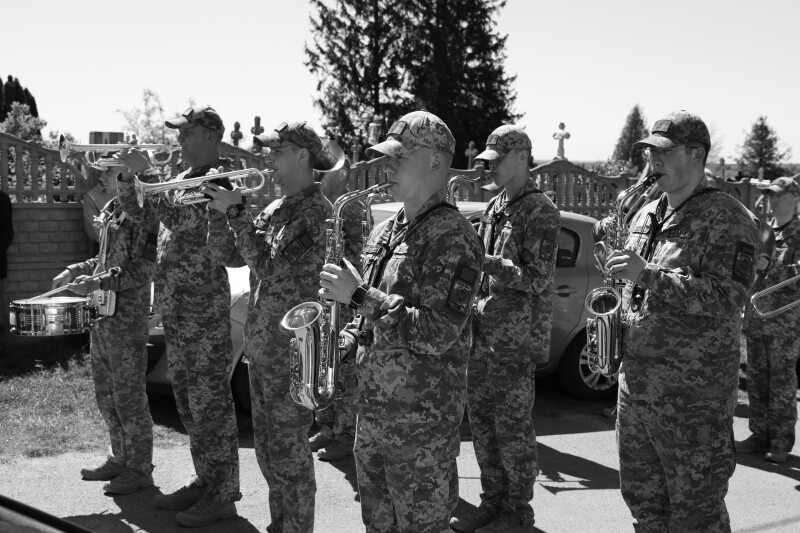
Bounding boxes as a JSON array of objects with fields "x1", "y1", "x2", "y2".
[
  {"x1": 281, "y1": 178, "x2": 394, "y2": 410},
  {"x1": 584, "y1": 172, "x2": 661, "y2": 377}
]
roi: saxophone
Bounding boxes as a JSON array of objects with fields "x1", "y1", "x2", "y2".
[
  {"x1": 584, "y1": 172, "x2": 660, "y2": 376},
  {"x1": 447, "y1": 172, "x2": 490, "y2": 205},
  {"x1": 281, "y1": 180, "x2": 394, "y2": 410}
]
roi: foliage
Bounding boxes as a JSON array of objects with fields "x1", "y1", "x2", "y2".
[
  {"x1": 737, "y1": 116, "x2": 791, "y2": 180},
  {"x1": 611, "y1": 104, "x2": 647, "y2": 172},
  {"x1": 589, "y1": 158, "x2": 638, "y2": 177},
  {"x1": 117, "y1": 88, "x2": 179, "y2": 145},
  {"x1": 0, "y1": 102, "x2": 47, "y2": 141},
  {"x1": 305, "y1": 0, "x2": 414, "y2": 157},
  {"x1": 2, "y1": 75, "x2": 38, "y2": 120},
  {"x1": 305, "y1": 0, "x2": 520, "y2": 167},
  {"x1": 404, "y1": 0, "x2": 521, "y2": 167}
]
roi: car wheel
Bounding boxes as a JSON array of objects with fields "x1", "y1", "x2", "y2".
[
  {"x1": 556, "y1": 330, "x2": 618, "y2": 401},
  {"x1": 231, "y1": 358, "x2": 251, "y2": 414}
]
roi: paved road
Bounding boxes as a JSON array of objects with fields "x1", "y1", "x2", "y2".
[{"x1": 1, "y1": 378, "x2": 799, "y2": 532}]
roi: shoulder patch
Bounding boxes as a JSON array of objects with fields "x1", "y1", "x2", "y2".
[
  {"x1": 732, "y1": 240, "x2": 756, "y2": 286},
  {"x1": 540, "y1": 228, "x2": 557, "y2": 261},
  {"x1": 283, "y1": 230, "x2": 315, "y2": 262},
  {"x1": 447, "y1": 261, "x2": 479, "y2": 315}
]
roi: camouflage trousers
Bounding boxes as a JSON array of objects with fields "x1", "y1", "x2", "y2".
[
  {"x1": 314, "y1": 358, "x2": 357, "y2": 438},
  {"x1": 354, "y1": 415, "x2": 460, "y2": 533},
  {"x1": 249, "y1": 356, "x2": 316, "y2": 533},
  {"x1": 466, "y1": 353, "x2": 537, "y2": 526},
  {"x1": 617, "y1": 392, "x2": 736, "y2": 532},
  {"x1": 745, "y1": 326, "x2": 800, "y2": 452},
  {"x1": 91, "y1": 296, "x2": 153, "y2": 474},
  {"x1": 162, "y1": 315, "x2": 241, "y2": 503}
]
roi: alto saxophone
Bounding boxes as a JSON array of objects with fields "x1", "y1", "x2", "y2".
[
  {"x1": 447, "y1": 172, "x2": 490, "y2": 205},
  {"x1": 281, "y1": 180, "x2": 394, "y2": 410},
  {"x1": 89, "y1": 200, "x2": 120, "y2": 318},
  {"x1": 584, "y1": 172, "x2": 660, "y2": 377}
]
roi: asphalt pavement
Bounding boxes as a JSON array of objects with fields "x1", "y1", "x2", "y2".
[{"x1": 1, "y1": 379, "x2": 799, "y2": 533}]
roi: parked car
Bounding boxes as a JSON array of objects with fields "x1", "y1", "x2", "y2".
[
  {"x1": 146, "y1": 200, "x2": 611, "y2": 408},
  {"x1": 145, "y1": 266, "x2": 252, "y2": 412},
  {"x1": 371, "y1": 201, "x2": 611, "y2": 400}
]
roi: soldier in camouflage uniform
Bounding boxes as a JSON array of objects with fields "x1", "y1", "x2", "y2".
[
  {"x1": 204, "y1": 121, "x2": 338, "y2": 533},
  {"x1": 313, "y1": 157, "x2": 365, "y2": 462},
  {"x1": 451, "y1": 126, "x2": 559, "y2": 533},
  {"x1": 114, "y1": 105, "x2": 241, "y2": 528},
  {"x1": 738, "y1": 176, "x2": 800, "y2": 464},
  {"x1": 319, "y1": 110, "x2": 484, "y2": 533},
  {"x1": 53, "y1": 168, "x2": 158, "y2": 495},
  {"x1": 603, "y1": 111, "x2": 758, "y2": 532}
]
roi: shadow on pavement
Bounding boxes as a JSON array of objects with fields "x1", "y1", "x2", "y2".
[
  {"x1": 63, "y1": 486, "x2": 260, "y2": 533},
  {"x1": 316, "y1": 452, "x2": 360, "y2": 499}
]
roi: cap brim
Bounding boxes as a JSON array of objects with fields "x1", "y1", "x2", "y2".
[
  {"x1": 632, "y1": 134, "x2": 679, "y2": 150},
  {"x1": 475, "y1": 148, "x2": 501, "y2": 161},
  {"x1": 481, "y1": 182, "x2": 501, "y2": 192},
  {"x1": 164, "y1": 117, "x2": 189, "y2": 129},
  {"x1": 365, "y1": 139, "x2": 412, "y2": 159}
]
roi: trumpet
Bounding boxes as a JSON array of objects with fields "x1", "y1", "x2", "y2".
[
  {"x1": 750, "y1": 273, "x2": 800, "y2": 318},
  {"x1": 59, "y1": 135, "x2": 173, "y2": 168},
  {"x1": 133, "y1": 168, "x2": 268, "y2": 207}
]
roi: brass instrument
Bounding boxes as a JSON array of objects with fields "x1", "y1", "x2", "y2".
[
  {"x1": 132, "y1": 168, "x2": 268, "y2": 207},
  {"x1": 447, "y1": 168, "x2": 489, "y2": 205},
  {"x1": 59, "y1": 135, "x2": 173, "y2": 168},
  {"x1": 362, "y1": 185, "x2": 392, "y2": 247},
  {"x1": 750, "y1": 273, "x2": 800, "y2": 318},
  {"x1": 749, "y1": 222, "x2": 799, "y2": 319},
  {"x1": 282, "y1": 178, "x2": 394, "y2": 410},
  {"x1": 88, "y1": 199, "x2": 120, "y2": 317},
  {"x1": 584, "y1": 172, "x2": 661, "y2": 377}
]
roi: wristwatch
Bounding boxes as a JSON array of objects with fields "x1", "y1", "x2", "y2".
[
  {"x1": 225, "y1": 203, "x2": 245, "y2": 219},
  {"x1": 349, "y1": 283, "x2": 369, "y2": 310}
]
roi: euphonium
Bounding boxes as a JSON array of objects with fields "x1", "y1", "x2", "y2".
[
  {"x1": 281, "y1": 179, "x2": 394, "y2": 410},
  {"x1": 584, "y1": 172, "x2": 661, "y2": 377}
]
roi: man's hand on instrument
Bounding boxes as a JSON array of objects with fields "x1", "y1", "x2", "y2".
[
  {"x1": 319, "y1": 258, "x2": 363, "y2": 304},
  {"x1": 114, "y1": 148, "x2": 153, "y2": 174},
  {"x1": 606, "y1": 249, "x2": 647, "y2": 283},
  {"x1": 52, "y1": 269, "x2": 72, "y2": 290},
  {"x1": 67, "y1": 275, "x2": 100, "y2": 296},
  {"x1": 202, "y1": 176, "x2": 244, "y2": 214}
]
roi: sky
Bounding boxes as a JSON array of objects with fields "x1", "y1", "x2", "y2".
[{"x1": 2, "y1": 0, "x2": 798, "y2": 164}]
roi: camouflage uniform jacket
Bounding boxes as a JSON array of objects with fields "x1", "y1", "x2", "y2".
[
  {"x1": 621, "y1": 178, "x2": 758, "y2": 407},
  {"x1": 476, "y1": 179, "x2": 560, "y2": 365},
  {"x1": 344, "y1": 189, "x2": 484, "y2": 425},
  {"x1": 209, "y1": 183, "x2": 332, "y2": 361},
  {"x1": 68, "y1": 199, "x2": 158, "y2": 295},
  {"x1": 744, "y1": 215, "x2": 800, "y2": 335},
  {"x1": 117, "y1": 160, "x2": 235, "y2": 317}
]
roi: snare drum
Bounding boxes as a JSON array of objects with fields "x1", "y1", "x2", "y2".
[{"x1": 9, "y1": 296, "x2": 94, "y2": 336}]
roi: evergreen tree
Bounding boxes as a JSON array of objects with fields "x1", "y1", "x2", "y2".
[
  {"x1": 737, "y1": 116, "x2": 791, "y2": 181},
  {"x1": 23, "y1": 88, "x2": 38, "y2": 117},
  {"x1": 0, "y1": 102, "x2": 47, "y2": 141},
  {"x1": 611, "y1": 104, "x2": 648, "y2": 171},
  {"x1": 305, "y1": 0, "x2": 520, "y2": 166},
  {"x1": 0, "y1": 81, "x2": 5, "y2": 120},
  {"x1": 305, "y1": 0, "x2": 413, "y2": 157},
  {"x1": 404, "y1": 0, "x2": 521, "y2": 167}
]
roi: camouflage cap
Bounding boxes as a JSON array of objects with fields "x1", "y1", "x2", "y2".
[
  {"x1": 165, "y1": 105, "x2": 225, "y2": 135},
  {"x1": 475, "y1": 124, "x2": 531, "y2": 161},
  {"x1": 366, "y1": 110, "x2": 455, "y2": 158},
  {"x1": 758, "y1": 176, "x2": 800, "y2": 195},
  {"x1": 254, "y1": 121, "x2": 323, "y2": 158},
  {"x1": 633, "y1": 110, "x2": 710, "y2": 151}
]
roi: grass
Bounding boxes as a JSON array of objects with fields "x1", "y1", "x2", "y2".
[{"x1": 0, "y1": 353, "x2": 190, "y2": 463}]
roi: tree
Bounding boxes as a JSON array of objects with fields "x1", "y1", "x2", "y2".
[
  {"x1": 305, "y1": 0, "x2": 414, "y2": 156},
  {"x1": 0, "y1": 102, "x2": 46, "y2": 141},
  {"x1": 23, "y1": 88, "x2": 38, "y2": 117},
  {"x1": 611, "y1": 105, "x2": 648, "y2": 172},
  {"x1": 117, "y1": 88, "x2": 178, "y2": 145},
  {"x1": 305, "y1": 0, "x2": 521, "y2": 167},
  {"x1": 737, "y1": 116, "x2": 791, "y2": 181},
  {"x1": 0, "y1": 82, "x2": 4, "y2": 120},
  {"x1": 404, "y1": 0, "x2": 521, "y2": 167}
]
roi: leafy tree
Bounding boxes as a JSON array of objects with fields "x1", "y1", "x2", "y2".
[
  {"x1": 305, "y1": 0, "x2": 520, "y2": 167},
  {"x1": 305, "y1": 0, "x2": 413, "y2": 156},
  {"x1": 737, "y1": 116, "x2": 791, "y2": 180},
  {"x1": 0, "y1": 102, "x2": 46, "y2": 141},
  {"x1": 117, "y1": 88, "x2": 179, "y2": 145},
  {"x1": 611, "y1": 105, "x2": 647, "y2": 172},
  {"x1": 404, "y1": 0, "x2": 521, "y2": 167}
]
